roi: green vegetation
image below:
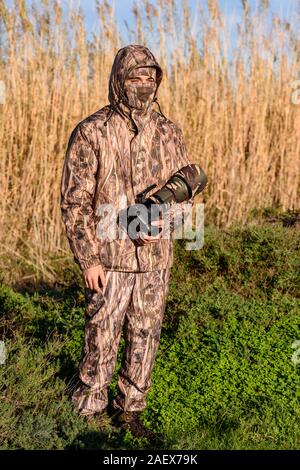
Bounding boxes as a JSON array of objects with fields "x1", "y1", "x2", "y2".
[{"x1": 1, "y1": 211, "x2": 299, "y2": 449}]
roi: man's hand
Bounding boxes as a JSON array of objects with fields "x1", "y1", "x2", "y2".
[
  {"x1": 83, "y1": 264, "x2": 106, "y2": 293},
  {"x1": 135, "y1": 218, "x2": 164, "y2": 246}
]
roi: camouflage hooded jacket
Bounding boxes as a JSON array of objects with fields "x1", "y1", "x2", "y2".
[{"x1": 60, "y1": 44, "x2": 200, "y2": 272}]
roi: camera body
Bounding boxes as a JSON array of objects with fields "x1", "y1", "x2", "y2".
[{"x1": 118, "y1": 164, "x2": 208, "y2": 238}]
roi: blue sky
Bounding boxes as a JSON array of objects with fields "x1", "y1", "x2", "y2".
[
  {"x1": 5, "y1": 0, "x2": 299, "y2": 36},
  {"x1": 4, "y1": 0, "x2": 299, "y2": 54},
  {"x1": 76, "y1": 0, "x2": 299, "y2": 39},
  {"x1": 63, "y1": 0, "x2": 298, "y2": 65}
]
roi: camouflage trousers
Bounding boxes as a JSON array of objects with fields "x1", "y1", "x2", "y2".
[{"x1": 71, "y1": 268, "x2": 171, "y2": 414}]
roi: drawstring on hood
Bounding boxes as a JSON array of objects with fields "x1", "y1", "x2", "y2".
[
  {"x1": 104, "y1": 45, "x2": 167, "y2": 129},
  {"x1": 152, "y1": 96, "x2": 167, "y2": 120}
]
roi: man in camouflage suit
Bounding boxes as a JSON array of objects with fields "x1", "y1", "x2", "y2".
[{"x1": 60, "y1": 44, "x2": 207, "y2": 439}]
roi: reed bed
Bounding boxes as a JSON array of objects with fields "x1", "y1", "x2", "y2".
[{"x1": 0, "y1": 0, "x2": 299, "y2": 282}]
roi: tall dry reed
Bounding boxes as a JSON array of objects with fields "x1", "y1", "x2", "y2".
[{"x1": 0, "y1": 0, "x2": 299, "y2": 282}]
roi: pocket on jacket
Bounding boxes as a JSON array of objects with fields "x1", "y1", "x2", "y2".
[{"x1": 84, "y1": 287, "x2": 105, "y2": 319}]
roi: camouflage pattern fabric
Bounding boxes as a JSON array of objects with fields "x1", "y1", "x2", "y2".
[
  {"x1": 149, "y1": 163, "x2": 208, "y2": 205},
  {"x1": 62, "y1": 45, "x2": 208, "y2": 415},
  {"x1": 71, "y1": 268, "x2": 170, "y2": 414},
  {"x1": 60, "y1": 44, "x2": 201, "y2": 272}
]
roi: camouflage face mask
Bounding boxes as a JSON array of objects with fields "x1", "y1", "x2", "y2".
[{"x1": 124, "y1": 66, "x2": 157, "y2": 110}]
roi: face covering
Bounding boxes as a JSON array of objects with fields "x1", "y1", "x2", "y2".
[{"x1": 124, "y1": 66, "x2": 157, "y2": 111}]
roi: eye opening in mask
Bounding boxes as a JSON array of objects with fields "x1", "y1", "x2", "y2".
[{"x1": 124, "y1": 65, "x2": 157, "y2": 86}]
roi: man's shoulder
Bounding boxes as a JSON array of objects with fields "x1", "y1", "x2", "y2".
[
  {"x1": 73, "y1": 105, "x2": 111, "y2": 135},
  {"x1": 151, "y1": 110, "x2": 183, "y2": 137},
  {"x1": 65, "y1": 106, "x2": 111, "y2": 152}
]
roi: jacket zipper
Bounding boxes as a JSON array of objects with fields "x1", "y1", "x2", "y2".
[{"x1": 129, "y1": 132, "x2": 141, "y2": 271}]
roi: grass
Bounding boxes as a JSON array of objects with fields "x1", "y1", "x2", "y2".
[
  {"x1": 0, "y1": 0, "x2": 299, "y2": 450},
  {"x1": 0, "y1": 212, "x2": 299, "y2": 450}
]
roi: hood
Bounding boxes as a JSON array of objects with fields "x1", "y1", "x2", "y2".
[{"x1": 104, "y1": 44, "x2": 164, "y2": 130}]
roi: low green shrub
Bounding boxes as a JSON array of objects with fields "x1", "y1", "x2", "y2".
[{"x1": 0, "y1": 217, "x2": 299, "y2": 449}]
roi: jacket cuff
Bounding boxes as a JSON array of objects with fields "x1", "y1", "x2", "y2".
[{"x1": 76, "y1": 255, "x2": 102, "y2": 271}]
